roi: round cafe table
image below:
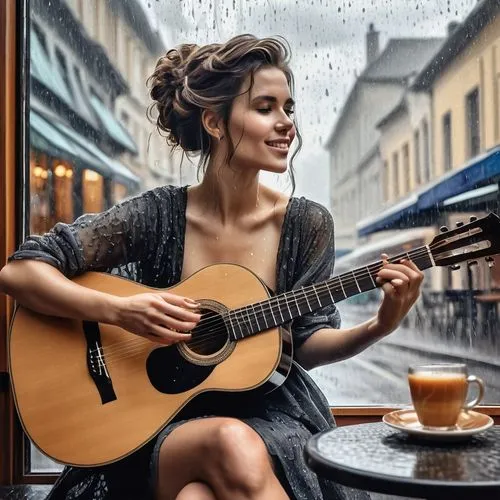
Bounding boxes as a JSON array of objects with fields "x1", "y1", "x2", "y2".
[{"x1": 304, "y1": 422, "x2": 500, "y2": 499}]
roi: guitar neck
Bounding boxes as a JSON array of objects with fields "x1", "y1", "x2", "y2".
[{"x1": 227, "y1": 245, "x2": 435, "y2": 340}]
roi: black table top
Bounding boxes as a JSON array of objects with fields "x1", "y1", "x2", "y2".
[{"x1": 305, "y1": 422, "x2": 500, "y2": 499}]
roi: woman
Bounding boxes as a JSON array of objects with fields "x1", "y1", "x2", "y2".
[{"x1": 0, "y1": 34, "x2": 423, "y2": 500}]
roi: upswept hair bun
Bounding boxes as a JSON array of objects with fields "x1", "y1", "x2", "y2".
[{"x1": 147, "y1": 34, "x2": 301, "y2": 179}]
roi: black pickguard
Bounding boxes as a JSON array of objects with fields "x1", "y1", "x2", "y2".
[{"x1": 146, "y1": 346, "x2": 215, "y2": 394}]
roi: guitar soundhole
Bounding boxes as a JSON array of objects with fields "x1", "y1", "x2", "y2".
[{"x1": 185, "y1": 308, "x2": 229, "y2": 356}]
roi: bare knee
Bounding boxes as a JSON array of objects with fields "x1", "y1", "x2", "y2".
[
  {"x1": 176, "y1": 482, "x2": 216, "y2": 500},
  {"x1": 210, "y1": 419, "x2": 273, "y2": 494}
]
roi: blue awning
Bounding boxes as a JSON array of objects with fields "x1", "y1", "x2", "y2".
[
  {"x1": 30, "y1": 111, "x2": 112, "y2": 178},
  {"x1": 89, "y1": 95, "x2": 138, "y2": 154},
  {"x1": 418, "y1": 146, "x2": 500, "y2": 210},
  {"x1": 357, "y1": 193, "x2": 420, "y2": 236},
  {"x1": 50, "y1": 119, "x2": 141, "y2": 188},
  {"x1": 358, "y1": 146, "x2": 500, "y2": 237},
  {"x1": 30, "y1": 27, "x2": 73, "y2": 107},
  {"x1": 30, "y1": 110, "x2": 141, "y2": 189}
]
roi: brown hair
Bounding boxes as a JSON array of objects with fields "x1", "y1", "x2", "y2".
[{"x1": 147, "y1": 34, "x2": 302, "y2": 189}]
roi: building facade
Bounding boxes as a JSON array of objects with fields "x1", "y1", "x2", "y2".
[
  {"x1": 357, "y1": 0, "x2": 500, "y2": 291},
  {"x1": 325, "y1": 25, "x2": 443, "y2": 253},
  {"x1": 29, "y1": 0, "x2": 141, "y2": 235},
  {"x1": 64, "y1": 0, "x2": 195, "y2": 191}
]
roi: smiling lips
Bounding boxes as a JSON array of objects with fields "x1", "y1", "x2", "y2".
[{"x1": 265, "y1": 139, "x2": 290, "y2": 153}]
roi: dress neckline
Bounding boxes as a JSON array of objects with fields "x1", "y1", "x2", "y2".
[{"x1": 178, "y1": 185, "x2": 294, "y2": 292}]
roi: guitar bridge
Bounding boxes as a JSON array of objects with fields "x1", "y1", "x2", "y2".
[{"x1": 83, "y1": 320, "x2": 117, "y2": 404}]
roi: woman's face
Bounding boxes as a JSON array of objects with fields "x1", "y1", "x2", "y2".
[{"x1": 224, "y1": 66, "x2": 296, "y2": 174}]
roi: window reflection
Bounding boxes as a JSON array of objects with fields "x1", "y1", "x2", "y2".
[{"x1": 82, "y1": 169, "x2": 104, "y2": 213}]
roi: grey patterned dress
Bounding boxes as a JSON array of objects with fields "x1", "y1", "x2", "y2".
[{"x1": 9, "y1": 185, "x2": 370, "y2": 500}]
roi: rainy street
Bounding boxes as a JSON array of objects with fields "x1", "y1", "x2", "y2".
[{"x1": 310, "y1": 303, "x2": 500, "y2": 406}]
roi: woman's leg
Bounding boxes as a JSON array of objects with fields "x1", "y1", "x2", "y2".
[
  {"x1": 175, "y1": 481, "x2": 216, "y2": 500},
  {"x1": 155, "y1": 417, "x2": 289, "y2": 500}
]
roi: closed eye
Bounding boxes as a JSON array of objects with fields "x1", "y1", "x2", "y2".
[{"x1": 257, "y1": 107, "x2": 295, "y2": 116}]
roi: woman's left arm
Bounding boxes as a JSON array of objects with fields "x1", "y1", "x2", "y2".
[{"x1": 296, "y1": 256, "x2": 424, "y2": 370}]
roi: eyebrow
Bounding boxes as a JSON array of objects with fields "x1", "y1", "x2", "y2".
[{"x1": 251, "y1": 95, "x2": 295, "y2": 106}]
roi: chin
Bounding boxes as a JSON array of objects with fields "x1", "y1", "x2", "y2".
[{"x1": 260, "y1": 158, "x2": 289, "y2": 173}]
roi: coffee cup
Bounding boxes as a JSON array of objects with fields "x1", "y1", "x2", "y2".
[{"x1": 408, "y1": 363, "x2": 484, "y2": 429}]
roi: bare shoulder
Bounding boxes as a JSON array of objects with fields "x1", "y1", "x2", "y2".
[{"x1": 259, "y1": 184, "x2": 290, "y2": 224}]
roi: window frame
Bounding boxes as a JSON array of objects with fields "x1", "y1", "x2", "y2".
[{"x1": 1, "y1": 0, "x2": 499, "y2": 486}]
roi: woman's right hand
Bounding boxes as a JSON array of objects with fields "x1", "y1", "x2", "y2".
[{"x1": 110, "y1": 292, "x2": 201, "y2": 345}]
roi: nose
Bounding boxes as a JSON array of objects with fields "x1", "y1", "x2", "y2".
[{"x1": 275, "y1": 113, "x2": 294, "y2": 132}]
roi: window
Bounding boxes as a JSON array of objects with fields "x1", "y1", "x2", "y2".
[
  {"x1": 422, "y1": 119, "x2": 431, "y2": 182},
  {"x1": 443, "y1": 112, "x2": 452, "y2": 171},
  {"x1": 383, "y1": 160, "x2": 389, "y2": 201},
  {"x1": 402, "y1": 142, "x2": 410, "y2": 193},
  {"x1": 392, "y1": 151, "x2": 399, "y2": 198},
  {"x1": 414, "y1": 129, "x2": 421, "y2": 185},
  {"x1": 466, "y1": 87, "x2": 480, "y2": 158},
  {"x1": 5, "y1": 0, "x2": 500, "y2": 485},
  {"x1": 82, "y1": 169, "x2": 104, "y2": 213}
]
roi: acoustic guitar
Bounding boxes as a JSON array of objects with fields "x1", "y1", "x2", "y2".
[{"x1": 8, "y1": 213, "x2": 500, "y2": 467}]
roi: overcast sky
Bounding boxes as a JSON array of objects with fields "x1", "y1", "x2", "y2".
[{"x1": 140, "y1": 0, "x2": 477, "y2": 206}]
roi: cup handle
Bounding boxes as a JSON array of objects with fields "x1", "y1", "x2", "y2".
[{"x1": 463, "y1": 375, "x2": 485, "y2": 410}]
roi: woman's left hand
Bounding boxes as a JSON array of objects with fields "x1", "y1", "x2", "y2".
[{"x1": 374, "y1": 254, "x2": 424, "y2": 335}]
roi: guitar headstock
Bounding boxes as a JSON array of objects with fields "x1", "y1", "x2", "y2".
[{"x1": 429, "y1": 213, "x2": 500, "y2": 268}]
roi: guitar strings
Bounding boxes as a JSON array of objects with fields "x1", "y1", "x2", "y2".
[
  {"x1": 95, "y1": 247, "x2": 432, "y2": 362},
  {"x1": 101, "y1": 238, "x2": 472, "y2": 365},
  {"x1": 96, "y1": 247, "x2": 432, "y2": 360}
]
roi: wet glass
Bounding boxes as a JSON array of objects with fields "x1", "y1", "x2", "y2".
[{"x1": 26, "y1": 0, "x2": 499, "y2": 473}]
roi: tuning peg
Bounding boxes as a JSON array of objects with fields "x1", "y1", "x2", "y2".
[
  {"x1": 450, "y1": 264, "x2": 461, "y2": 271},
  {"x1": 467, "y1": 260, "x2": 478, "y2": 267},
  {"x1": 440, "y1": 225, "x2": 449, "y2": 233},
  {"x1": 456, "y1": 221, "x2": 464, "y2": 227},
  {"x1": 469, "y1": 216, "x2": 477, "y2": 222}
]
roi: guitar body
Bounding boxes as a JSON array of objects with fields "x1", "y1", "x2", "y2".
[{"x1": 9, "y1": 264, "x2": 292, "y2": 467}]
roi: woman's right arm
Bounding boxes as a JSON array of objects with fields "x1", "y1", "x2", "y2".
[
  {"x1": 0, "y1": 190, "x2": 200, "y2": 343},
  {"x1": 0, "y1": 259, "x2": 119, "y2": 322},
  {"x1": 0, "y1": 260, "x2": 200, "y2": 343}
]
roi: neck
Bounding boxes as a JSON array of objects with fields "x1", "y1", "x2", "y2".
[{"x1": 197, "y1": 159, "x2": 262, "y2": 224}]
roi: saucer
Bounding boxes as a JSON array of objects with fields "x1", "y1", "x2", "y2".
[{"x1": 383, "y1": 409, "x2": 494, "y2": 441}]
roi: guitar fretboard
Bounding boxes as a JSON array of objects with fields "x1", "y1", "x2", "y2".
[{"x1": 226, "y1": 245, "x2": 434, "y2": 340}]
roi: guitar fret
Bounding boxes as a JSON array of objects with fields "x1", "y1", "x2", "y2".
[
  {"x1": 339, "y1": 276, "x2": 347, "y2": 298},
  {"x1": 283, "y1": 294, "x2": 293, "y2": 320},
  {"x1": 260, "y1": 302, "x2": 269, "y2": 329},
  {"x1": 352, "y1": 271, "x2": 362, "y2": 293},
  {"x1": 252, "y1": 304, "x2": 261, "y2": 331},
  {"x1": 269, "y1": 299, "x2": 277, "y2": 325},
  {"x1": 367, "y1": 266, "x2": 376, "y2": 288},
  {"x1": 313, "y1": 285, "x2": 322, "y2": 307},
  {"x1": 246, "y1": 308, "x2": 253, "y2": 332},
  {"x1": 227, "y1": 312, "x2": 239, "y2": 340},
  {"x1": 292, "y1": 290, "x2": 301, "y2": 315},
  {"x1": 304, "y1": 291, "x2": 313, "y2": 312},
  {"x1": 233, "y1": 310, "x2": 245, "y2": 338},
  {"x1": 326, "y1": 282, "x2": 335, "y2": 303}
]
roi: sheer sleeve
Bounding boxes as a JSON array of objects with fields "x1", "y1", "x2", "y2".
[
  {"x1": 8, "y1": 189, "x2": 161, "y2": 279},
  {"x1": 284, "y1": 199, "x2": 341, "y2": 349}
]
